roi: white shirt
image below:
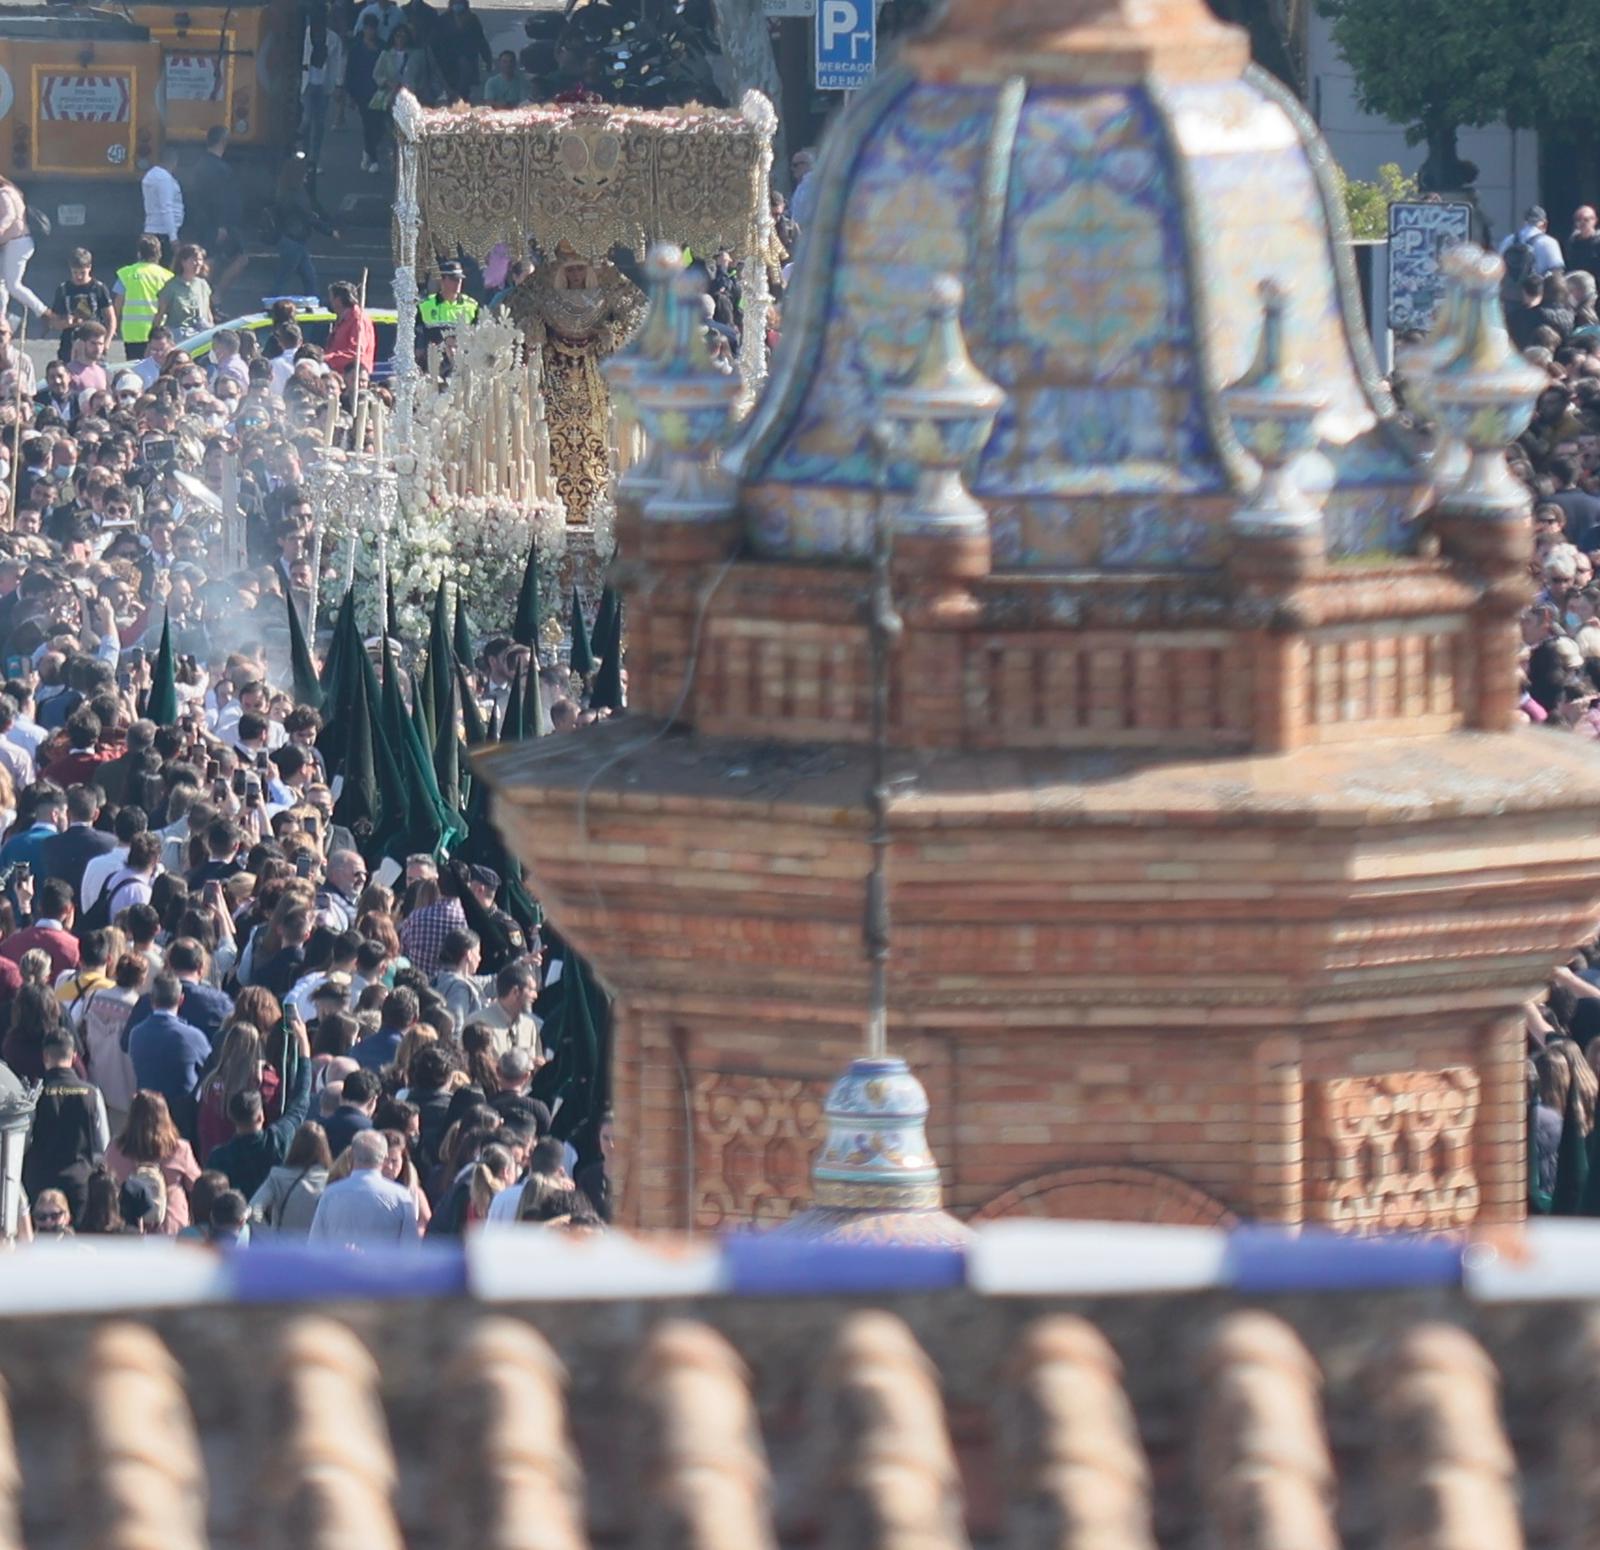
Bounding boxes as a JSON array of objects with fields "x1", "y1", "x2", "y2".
[
  {"x1": 6, "y1": 716, "x2": 42, "y2": 758},
  {"x1": 80, "y1": 844, "x2": 128, "y2": 913},
  {"x1": 483, "y1": 1156, "x2": 581, "y2": 1227},
  {"x1": 0, "y1": 736, "x2": 32, "y2": 792},
  {"x1": 303, "y1": 26, "x2": 346, "y2": 89},
  {"x1": 307, "y1": 1167, "x2": 418, "y2": 1246},
  {"x1": 141, "y1": 165, "x2": 184, "y2": 240}
]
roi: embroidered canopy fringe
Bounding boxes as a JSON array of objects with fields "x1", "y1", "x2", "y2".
[{"x1": 391, "y1": 89, "x2": 776, "y2": 267}]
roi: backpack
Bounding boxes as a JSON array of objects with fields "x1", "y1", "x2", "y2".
[{"x1": 79, "y1": 868, "x2": 142, "y2": 935}]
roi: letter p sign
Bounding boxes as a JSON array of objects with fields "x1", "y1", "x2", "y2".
[{"x1": 816, "y1": 0, "x2": 874, "y2": 89}]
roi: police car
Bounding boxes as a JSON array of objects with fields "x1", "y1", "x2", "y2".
[{"x1": 169, "y1": 298, "x2": 400, "y2": 385}]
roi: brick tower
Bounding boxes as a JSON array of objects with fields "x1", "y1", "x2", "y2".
[{"x1": 480, "y1": 0, "x2": 1600, "y2": 1233}]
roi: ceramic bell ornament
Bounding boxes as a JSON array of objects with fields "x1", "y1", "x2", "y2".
[
  {"x1": 1430, "y1": 246, "x2": 1547, "y2": 521},
  {"x1": 876, "y1": 274, "x2": 1004, "y2": 544},
  {"x1": 628, "y1": 267, "x2": 742, "y2": 525},
  {"x1": 1225, "y1": 280, "x2": 1329, "y2": 539}
]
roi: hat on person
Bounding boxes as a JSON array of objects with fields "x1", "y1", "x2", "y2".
[
  {"x1": 119, "y1": 1174, "x2": 163, "y2": 1229},
  {"x1": 438, "y1": 261, "x2": 465, "y2": 278},
  {"x1": 468, "y1": 864, "x2": 501, "y2": 892}
]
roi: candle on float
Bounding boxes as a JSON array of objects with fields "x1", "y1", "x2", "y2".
[{"x1": 323, "y1": 391, "x2": 338, "y2": 448}]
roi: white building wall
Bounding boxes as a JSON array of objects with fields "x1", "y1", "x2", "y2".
[{"x1": 1306, "y1": 6, "x2": 1539, "y2": 242}]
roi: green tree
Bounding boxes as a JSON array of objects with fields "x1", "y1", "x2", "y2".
[
  {"x1": 1319, "y1": 0, "x2": 1600, "y2": 198},
  {"x1": 1334, "y1": 162, "x2": 1420, "y2": 239}
]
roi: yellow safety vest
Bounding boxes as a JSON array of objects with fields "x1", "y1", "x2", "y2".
[
  {"x1": 116, "y1": 261, "x2": 173, "y2": 343},
  {"x1": 418, "y1": 292, "x2": 479, "y2": 328}
]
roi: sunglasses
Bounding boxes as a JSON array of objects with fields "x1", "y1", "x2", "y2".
[{"x1": 34, "y1": 1210, "x2": 66, "y2": 1226}]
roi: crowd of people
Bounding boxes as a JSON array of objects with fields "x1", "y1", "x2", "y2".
[
  {"x1": 1411, "y1": 201, "x2": 1600, "y2": 1212},
  {"x1": 0, "y1": 145, "x2": 637, "y2": 1244}
]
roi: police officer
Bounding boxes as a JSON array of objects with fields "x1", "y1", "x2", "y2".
[{"x1": 417, "y1": 259, "x2": 479, "y2": 349}]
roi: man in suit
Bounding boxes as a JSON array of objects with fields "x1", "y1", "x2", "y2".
[
  {"x1": 126, "y1": 972, "x2": 210, "y2": 1139},
  {"x1": 37, "y1": 783, "x2": 114, "y2": 905}
]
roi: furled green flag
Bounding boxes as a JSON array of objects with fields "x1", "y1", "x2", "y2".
[
  {"x1": 331, "y1": 634, "x2": 382, "y2": 842},
  {"x1": 454, "y1": 590, "x2": 475, "y2": 666},
  {"x1": 432, "y1": 652, "x2": 463, "y2": 816},
  {"x1": 589, "y1": 586, "x2": 617, "y2": 667},
  {"x1": 284, "y1": 585, "x2": 324, "y2": 711},
  {"x1": 316, "y1": 589, "x2": 360, "y2": 776},
  {"x1": 351, "y1": 638, "x2": 412, "y2": 862},
  {"x1": 145, "y1": 612, "x2": 178, "y2": 726},
  {"x1": 321, "y1": 587, "x2": 355, "y2": 699},
  {"x1": 409, "y1": 666, "x2": 435, "y2": 755},
  {"x1": 532, "y1": 938, "x2": 609, "y2": 1142},
  {"x1": 424, "y1": 578, "x2": 454, "y2": 740},
  {"x1": 457, "y1": 662, "x2": 488, "y2": 746},
  {"x1": 380, "y1": 635, "x2": 466, "y2": 858},
  {"x1": 568, "y1": 585, "x2": 594, "y2": 677},
  {"x1": 500, "y1": 661, "x2": 527, "y2": 741},
  {"x1": 532, "y1": 667, "x2": 552, "y2": 736},
  {"x1": 512, "y1": 544, "x2": 540, "y2": 648},
  {"x1": 589, "y1": 592, "x2": 624, "y2": 713}
]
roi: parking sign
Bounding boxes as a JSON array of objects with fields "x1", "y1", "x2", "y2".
[{"x1": 816, "y1": 0, "x2": 874, "y2": 90}]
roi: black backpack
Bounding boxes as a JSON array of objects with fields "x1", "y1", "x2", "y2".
[{"x1": 79, "y1": 869, "x2": 142, "y2": 935}]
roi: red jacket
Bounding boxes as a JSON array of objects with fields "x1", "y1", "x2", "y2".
[
  {"x1": 0, "y1": 922, "x2": 80, "y2": 980},
  {"x1": 42, "y1": 746, "x2": 114, "y2": 789},
  {"x1": 325, "y1": 306, "x2": 376, "y2": 375}
]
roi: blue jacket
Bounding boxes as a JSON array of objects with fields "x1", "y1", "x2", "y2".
[
  {"x1": 127, "y1": 1009, "x2": 211, "y2": 1134},
  {"x1": 323, "y1": 1102, "x2": 373, "y2": 1159},
  {"x1": 0, "y1": 823, "x2": 59, "y2": 871},
  {"x1": 127, "y1": 980, "x2": 234, "y2": 1050},
  {"x1": 350, "y1": 1028, "x2": 402, "y2": 1072}
]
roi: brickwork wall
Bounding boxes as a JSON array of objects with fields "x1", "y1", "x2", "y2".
[
  {"x1": 607, "y1": 1004, "x2": 1522, "y2": 1233},
  {"x1": 623, "y1": 554, "x2": 1503, "y2": 753},
  {"x1": 481, "y1": 669, "x2": 1600, "y2": 1236}
]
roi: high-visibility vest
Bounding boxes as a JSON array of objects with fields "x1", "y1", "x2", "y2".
[
  {"x1": 418, "y1": 292, "x2": 479, "y2": 328},
  {"x1": 116, "y1": 261, "x2": 173, "y2": 343}
]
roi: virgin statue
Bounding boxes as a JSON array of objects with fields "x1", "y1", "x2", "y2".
[{"x1": 507, "y1": 242, "x2": 645, "y2": 525}]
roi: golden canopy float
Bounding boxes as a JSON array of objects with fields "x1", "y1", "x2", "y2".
[{"x1": 387, "y1": 87, "x2": 777, "y2": 563}]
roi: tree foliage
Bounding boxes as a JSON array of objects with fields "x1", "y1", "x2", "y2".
[
  {"x1": 1334, "y1": 162, "x2": 1421, "y2": 239},
  {"x1": 1319, "y1": 0, "x2": 1600, "y2": 137}
]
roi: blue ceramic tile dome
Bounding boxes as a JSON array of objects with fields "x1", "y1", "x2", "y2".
[{"x1": 730, "y1": 7, "x2": 1429, "y2": 569}]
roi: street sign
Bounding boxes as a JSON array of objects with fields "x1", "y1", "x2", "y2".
[
  {"x1": 765, "y1": 0, "x2": 816, "y2": 14},
  {"x1": 815, "y1": 0, "x2": 874, "y2": 90},
  {"x1": 1386, "y1": 200, "x2": 1472, "y2": 333}
]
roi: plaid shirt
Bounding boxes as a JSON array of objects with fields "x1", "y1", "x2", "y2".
[{"x1": 399, "y1": 898, "x2": 466, "y2": 977}]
